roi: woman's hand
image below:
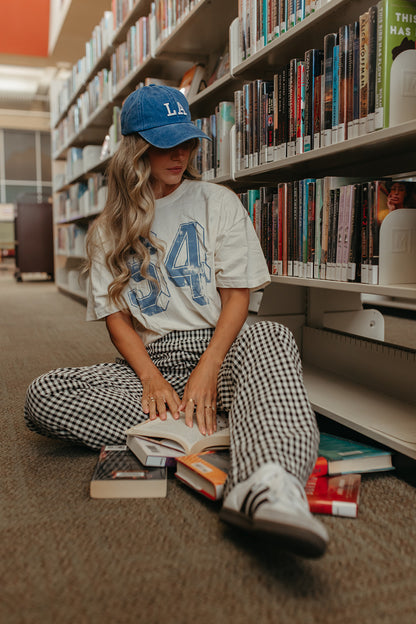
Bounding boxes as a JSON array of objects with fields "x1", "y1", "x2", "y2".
[
  {"x1": 105, "y1": 311, "x2": 181, "y2": 421},
  {"x1": 178, "y1": 287, "x2": 249, "y2": 435},
  {"x1": 141, "y1": 373, "x2": 181, "y2": 421},
  {"x1": 178, "y1": 354, "x2": 221, "y2": 435}
]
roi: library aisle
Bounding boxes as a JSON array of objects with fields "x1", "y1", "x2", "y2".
[{"x1": 1, "y1": 270, "x2": 416, "y2": 624}]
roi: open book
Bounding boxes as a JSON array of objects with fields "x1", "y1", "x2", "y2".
[{"x1": 126, "y1": 412, "x2": 230, "y2": 456}]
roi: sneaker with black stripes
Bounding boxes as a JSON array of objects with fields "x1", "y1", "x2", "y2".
[{"x1": 219, "y1": 462, "x2": 329, "y2": 558}]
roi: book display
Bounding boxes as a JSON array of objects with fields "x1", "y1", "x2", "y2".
[{"x1": 51, "y1": 0, "x2": 416, "y2": 462}]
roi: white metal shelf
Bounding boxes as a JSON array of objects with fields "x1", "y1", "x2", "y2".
[
  {"x1": 304, "y1": 364, "x2": 416, "y2": 459},
  {"x1": 271, "y1": 276, "x2": 416, "y2": 301}
]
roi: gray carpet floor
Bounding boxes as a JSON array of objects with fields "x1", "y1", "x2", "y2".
[{"x1": 1, "y1": 270, "x2": 416, "y2": 624}]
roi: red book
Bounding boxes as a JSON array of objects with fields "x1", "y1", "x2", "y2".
[
  {"x1": 305, "y1": 473, "x2": 361, "y2": 517},
  {"x1": 311, "y1": 456, "x2": 329, "y2": 476}
]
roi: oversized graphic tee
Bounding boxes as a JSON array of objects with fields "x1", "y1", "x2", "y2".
[{"x1": 87, "y1": 180, "x2": 270, "y2": 345}]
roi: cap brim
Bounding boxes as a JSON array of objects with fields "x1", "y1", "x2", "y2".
[{"x1": 139, "y1": 122, "x2": 211, "y2": 148}]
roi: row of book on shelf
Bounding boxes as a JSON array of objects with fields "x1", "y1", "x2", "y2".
[
  {"x1": 53, "y1": 0, "x2": 416, "y2": 162},
  {"x1": 53, "y1": 0, "x2": 203, "y2": 122},
  {"x1": 240, "y1": 177, "x2": 416, "y2": 285},
  {"x1": 90, "y1": 411, "x2": 395, "y2": 518},
  {"x1": 55, "y1": 147, "x2": 416, "y2": 286},
  {"x1": 53, "y1": 3, "x2": 226, "y2": 141},
  {"x1": 235, "y1": 0, "x2": 416, "y2": 168}
]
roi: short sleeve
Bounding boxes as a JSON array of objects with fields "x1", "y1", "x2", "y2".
[
  {"x1": 86, "y1": 230, "x2": 121, "y2": 321},
  {"x1": 214, "y1": 188, "x2": 271, "y2": 291}
]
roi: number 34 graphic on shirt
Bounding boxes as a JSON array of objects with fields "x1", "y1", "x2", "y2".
[{"x1": 128, "y1": 221, "x2": 211, "y2": 316}]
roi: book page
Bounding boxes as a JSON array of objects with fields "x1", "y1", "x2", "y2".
[{"x1": 126, "y1": 412, "x2": 229, "y2": 454}]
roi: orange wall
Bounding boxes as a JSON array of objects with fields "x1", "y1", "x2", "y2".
[{"x1": 0, "y1": 0, "x2": 50, "y2": 57}]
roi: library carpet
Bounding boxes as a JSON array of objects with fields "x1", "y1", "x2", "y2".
[{"x1": 1, "y1": 274, "x2": 416, "y2": 624}]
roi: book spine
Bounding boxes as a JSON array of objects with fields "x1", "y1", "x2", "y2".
[
  {"x1": 272, "y1": 191, "x2": 279, "y2": 275},
  {"x1": 280, "y1": 0, "x2": 287, "y2": 35},
  {"x1": 351, "y1": 21, "x2": 361, "y2": 138},
  {"x1": 306, "y1": 180, "x2": 316, "y2": 278},
  {"x1": 313, "y1": 72, "x2": 322, "y2": 149},
  {"x1": 377, "y1": 0, "x2": 416, "y2": 128},
  {"x1": 281, "y1": 64, "x2": 289, "y2": 159},
  {"x1": 335, "y1": 185, "x2": 346, "y2": 281},
  {"x1": 288, "y1": 58, "x2": 300, "y2": 157},
  {"x1": 348, "y1": 182, "x2": 361, "y2": 281},
  {"x1": 314, "y1": 178, "x2": 323, "y2": 278},
  {"x1": 322, "y1": 33, "x2": 337, "y2": 147},
  {"x1": 331, "y1": 43, "x2": 340, "y2": 143},
  {"x1": 292, "y1": 181, "x2": 299, "y2": 276},
  {"x1": 367, "y1": 4, "x2": 378, "y2": 133},
  {"x1": 266, "y1": 82, "x2": 274, "y2": 162},
  {"x1": 341, "y1": 184, "x2": 353, "y2": 282},
  {"x1": 304, "y1": 49, "x2": 313, "y2": 152},
  {"x1": 296, "y1": 61, "x2": 306, "y2": 154},
  {"x1": 338, "y1": 24, "x2": 350, "y2": 142},
  {"x1": 308, "y1": 498, "x2": 358, "y2": 517},
  {"x1": 284, "y1": 182, "x2": 291, "y2": 276},
  {"x1": 243, "y1": 82, "x2": 251, "y2": 169},
  {"x1": 273, "y1": 71, "x2": 279, "y2": 159},
  {"x1": 234, "y1": 90, "x2": 243, "y2": 171},
  {"x1": 360, "y1": 182, "x2": 369, "y2": 283},
  {"x1": 375, "y1": 0, "x2": 384, "y2": 129},
  {"x1": 359, "y1": 11, "x2": 369, "y2": 136}
]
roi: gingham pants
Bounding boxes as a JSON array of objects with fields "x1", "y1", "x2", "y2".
[{"x1": 24, "y1": 322, "x2": 319, "y2": 491}]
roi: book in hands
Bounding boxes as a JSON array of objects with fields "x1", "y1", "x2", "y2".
[
  {"x1": 126, "y1": 412, "x2": 230, "y2": 456},
  {"x1": 175, "y1": 450, "x2": 230, "y2": 501},
  {"x1": 90, "y1": 445, "x2": 167, "y2": 499},
  {"x1": 311, "y1": 432, "x2": 394, "y2": 476},
  {"x1": 306, "y1": 473, "x2": 361, "y2": 518}
]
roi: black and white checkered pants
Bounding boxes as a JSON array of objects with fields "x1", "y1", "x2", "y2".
[{"x1": 25, "y1": 322, "x2": 319, "y2": 491}]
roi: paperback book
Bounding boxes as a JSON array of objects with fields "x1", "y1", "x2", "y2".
[
  {"x1": 175, "y1": 450, "x2": 230, "y2": 501},
  {"x1": 126, "y1": 412, "x2": 230, "y2": 456},
  {"x1": 90, "y1": 445, "x2": 167, "y2": 499}
]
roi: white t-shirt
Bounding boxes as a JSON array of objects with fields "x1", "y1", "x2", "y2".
[{"x1": 87, "y1": 180, "x2": 271, "y2": 345}]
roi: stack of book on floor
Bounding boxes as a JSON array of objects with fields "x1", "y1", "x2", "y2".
[
  {"x1": 90, "y1": 416, "x2": 394, "y2": 515},
  {"x1": 305, "y1": 432, "x2": 394, "y2": 518},
  {"x1": 90, "y1": 413, "x2": 230, "y2": 500}
]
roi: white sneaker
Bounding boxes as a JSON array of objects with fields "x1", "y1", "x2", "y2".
[{"x1": 220, "y1": 463, "x2": 329, "y2": 558}]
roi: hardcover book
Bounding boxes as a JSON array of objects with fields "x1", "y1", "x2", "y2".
[
  {"x1": 90, "y1": 445, "x2": 167, "y2": 499},
  {"x1": 306, "y1": 473, "x2": 361, "y2": 517},
  {"x1": 175, "y1": 450, "x2": 230, "y2": 500},
  {"x1": 313, "y1": 432, "x2": 394, "y2": 475},
  {"x1": 126, "y1": 412, "x2": 230, "y2": 456}
]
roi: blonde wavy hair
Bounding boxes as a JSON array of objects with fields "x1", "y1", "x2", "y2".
[{"x1": 84, "y1": 135, "x2": 200, "y2": 308}]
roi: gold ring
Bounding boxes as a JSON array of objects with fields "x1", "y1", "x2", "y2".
[
  {"x1": 149, "y1": 396, "x2": 156, "y2": 401},
  {"x1": 188, "y1": 398, "x2": 195, "y2": 403},
  {"x1": 205, "y1": 405, "x2": 213, "y2": 409}
]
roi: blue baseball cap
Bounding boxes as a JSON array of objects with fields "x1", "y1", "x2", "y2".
[{"x1": 120, "y1": 84, "x2": 210, "y2": 148}]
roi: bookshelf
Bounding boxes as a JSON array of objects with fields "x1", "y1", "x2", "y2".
[{"x1": 51, "y1": 0, "x2": 416, "y2": 459}]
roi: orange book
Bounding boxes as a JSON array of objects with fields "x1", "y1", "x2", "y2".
[{"x1": 175, "y1": 450, "x2": 229, "y2": 501}]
